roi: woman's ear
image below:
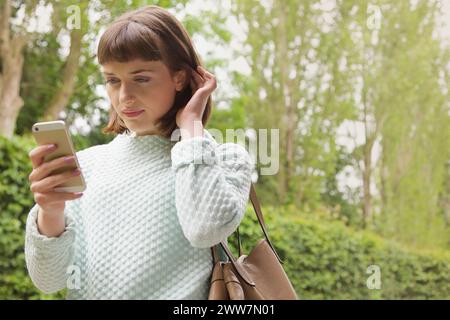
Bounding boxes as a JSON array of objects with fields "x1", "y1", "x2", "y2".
[{"x1": 174, "y1": 69, "x2": 187, "y2": 92}]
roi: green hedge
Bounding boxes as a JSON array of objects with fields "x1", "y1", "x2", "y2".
[
  {"x1": 1, "y1": 135, "x2": 449, "y2": 299},
  {"x1": 228, "y1": 205, "x2": 450, "y2": 299},
  {"x1": 0, "y1": 135, "x2": 65, "y2": 299}
]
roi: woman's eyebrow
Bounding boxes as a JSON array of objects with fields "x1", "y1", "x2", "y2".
[
  {"x1": 102, "y1": 69, "x2": 155, "y2": 76},
  {"x1": 129, "y1": 68, "x2": 156, "y2": 74}
]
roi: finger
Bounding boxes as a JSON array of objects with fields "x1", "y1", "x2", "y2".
[
  {"x1": 203, "y1": 71, "x2": 215, "y2": 81},
  {"x1": 193, "y1": 66, "x2": 205, "y2": 78},
  {"x1": 198, "y1": 66, "x2": 214, "y2": 79},
  {"x1": 35, "y1": 191, "x2": 83, "y2": 205},
  {"x1": 30, "y1": 155, "x2": 76, "y2": 182},
  {"x1": 196, "y1": 66, "x2": 207, "y2": 78},
  {"x1": 192, "y1": 70, "x2": 205, "y2": 84},
  {"x1": 30, "y1": 168, "x2": 81, "y2": 194},
  {"x1": 29, "y1": 144, "x2": 58, "y2": 169},
  {"x1": 202, "y1": 76, "x2": 217, "y2": 91}
]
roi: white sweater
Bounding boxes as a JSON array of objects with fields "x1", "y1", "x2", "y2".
[{"x1": 24, "y1": 129, "x2": 253, "y2": 299}]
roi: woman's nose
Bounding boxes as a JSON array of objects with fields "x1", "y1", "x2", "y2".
[{"x1": 119, "y1": 83, "x2": 135, "y2": 105}]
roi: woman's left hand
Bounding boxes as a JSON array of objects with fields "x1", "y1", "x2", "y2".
[{"x1": 175, "y1": 66, "x2": 217, "y2": 130}]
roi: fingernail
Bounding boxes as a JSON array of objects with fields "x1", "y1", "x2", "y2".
[
  {"x1": 75, "y1": 192, "x2": 83, "y2": 197},
  {"x1": 47, "y1": 144, "x2": 57, "y2": 149},
  {"x1": 65, "y1": 156, "x2": 74, "y2": 163},
  {"x1": 72, "y1": 168, "x2": 81, "y2": 175}
]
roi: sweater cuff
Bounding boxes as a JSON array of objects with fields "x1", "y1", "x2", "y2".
[
  {"x1": 26, "y1": 204, "x2": 75, "y2": 252},
  {"x1": 171, "y1": 135, "x2": 217, "y2": 170}
]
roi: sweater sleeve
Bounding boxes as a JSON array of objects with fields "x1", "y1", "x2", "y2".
[
  {"x1": 24, "y1": 203, "x2": 76, "y2": 294},
  {"x1": 24, "y1": 147, "x2": 93, "y2": 295},
  {"x1": 171, "y1": 131, "x2": 254, "y2": 248}
]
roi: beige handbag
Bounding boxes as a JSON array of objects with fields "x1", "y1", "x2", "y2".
[{"x1": 208, "y1": 184, "x2": 298, "y2": 300}]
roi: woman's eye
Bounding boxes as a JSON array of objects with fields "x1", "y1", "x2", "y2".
[
  {"x1": 135, "y1": 78, "x2": 150, "y2": 83},
  {"x1": 105, "y1": 78, "x2": 119, "y2": 84}
]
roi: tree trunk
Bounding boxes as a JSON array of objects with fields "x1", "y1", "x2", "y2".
[
  {"x1": 379, "y1": 146, "x2": 388, "y2": 225},
  {"x1": 0, "y1": 53, "x2": 25, "y2": 138},
  {"x1": 275, "y1": 1, "x2": 296, "y2": 204},
  {"x1": 0, "y1": 0, "x2": 27, "y2": 138},
  {"x1": 361, "y1": 59, "x2": 373, "y2": 228},
  {"x1": 362, "y1": 139, "x2": 373, "y2": 228},
  {"x1": 41, "y1": 29, "x2": 82, "y2": 121}
]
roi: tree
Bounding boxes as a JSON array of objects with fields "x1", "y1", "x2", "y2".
[
  {"x1": 41, "y1": 1, "x2": 89, "y2": 122},
  {"x1": 232, "y1": 0, "x2": 359, "y2": 209},
  {"x1": 0, "y1": 0, "x2": 38, "y2": 138}
]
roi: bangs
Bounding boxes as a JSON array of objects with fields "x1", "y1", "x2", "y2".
[
  {"x1": 97, "y1": 20, "x2": 163, "y2": 64},
  {"x1": 99, "y1": 5, "x2": 212, "y2": 137}
]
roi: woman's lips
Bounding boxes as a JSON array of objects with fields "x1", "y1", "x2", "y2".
[{"x1": 123, "y1": 110, "x2": 144, "y2": 117}]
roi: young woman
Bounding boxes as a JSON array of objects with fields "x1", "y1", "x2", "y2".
[{"x1": 25, "y1": 5, "x2": 253, "y2": 299}]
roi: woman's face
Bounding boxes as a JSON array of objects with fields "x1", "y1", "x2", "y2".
[{"x1": 101, "y1": 59, "x2": 185, "y2": 136}]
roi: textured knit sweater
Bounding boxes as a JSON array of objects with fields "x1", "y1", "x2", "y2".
[{"x1": 24, "y1": 129, "x2": 253, "y2": 299}]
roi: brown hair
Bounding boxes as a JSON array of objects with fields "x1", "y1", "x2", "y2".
[{"x1": 97, "y1": 5, "x2": 212, "y2": 138}]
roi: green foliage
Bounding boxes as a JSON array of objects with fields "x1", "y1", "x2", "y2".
[
  {"x1": 16, "y1": 32, "x2": 65, "y2": 135},
  {"x1": 206, "y1": 98, "x2": 246, "y2": 136},
  {"x1": 1, "y1": 136, "x2": 448, "y2": 299},
  {"x1": 0, "y1": 135, "x2": 65, "y2": 299},
  {"x1": 227, "y1": 205, "x2": 450, "y2": 299},
  {"x1": 3, "y1": 0, "x2": 449, "y2": 299},
  {"x1": 368, "y1": 0, "x2": 450, "y2": 248},
  {"x1": 232, "y1": 0, "x2": 450, "y2": 250}
]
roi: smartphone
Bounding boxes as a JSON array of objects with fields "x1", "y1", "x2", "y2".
[{"x1": 31, "y1": 120, "x2": 86, "y2": 193}]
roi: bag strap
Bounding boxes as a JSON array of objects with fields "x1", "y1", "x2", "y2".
[
  {"x1": 234, "y1": 184, "x2": 283, "y2": 263},
  {"x1": 211, "y1": 245, "x2": 221, "y2": 264},
  {"x1": 210, "y1": 183, "x2": 284, "y2": 285}
]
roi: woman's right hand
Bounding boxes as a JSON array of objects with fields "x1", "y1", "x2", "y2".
[{"x1": 28, "y1": 144, "x2": 83, "y2": 216}]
